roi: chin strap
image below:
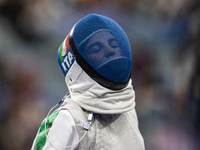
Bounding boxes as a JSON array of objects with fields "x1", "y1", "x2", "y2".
[{"x1": 44, "y1": 93, "x2": 93, "y2": 149}]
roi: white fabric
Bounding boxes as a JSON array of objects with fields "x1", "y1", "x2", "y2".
[
  {"x1": 31, "y1": 110, "x2": 79, "y2": 150},
  {"x1": 66, "y1": 61, "x2": 136, "y2": 114},
  {"x1": 32, "y1": 61, "x2": 141, "y2": 150}
]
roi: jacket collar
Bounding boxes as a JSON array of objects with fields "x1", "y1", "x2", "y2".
[{"x1": 65, "y1": 61, "x2": 135, "y2": 114}]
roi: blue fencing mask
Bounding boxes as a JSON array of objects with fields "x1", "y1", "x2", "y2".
[{"x1": 58, "y1": 14, "x2": 132, "y2": 90}]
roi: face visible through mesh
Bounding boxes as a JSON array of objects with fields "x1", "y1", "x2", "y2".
[
  {"x1": 82, "y1": 31, "x2": 122, "y2": 69},
  {"x1": 71, "y1": 14, "x2": 132, "y2": 85}
]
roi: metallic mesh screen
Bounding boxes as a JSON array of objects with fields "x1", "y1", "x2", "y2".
[{"x1": 73, "y1": 14, "x2": 132, "y2": 83}]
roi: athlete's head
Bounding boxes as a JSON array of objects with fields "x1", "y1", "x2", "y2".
[{"x1": 57, "y1": 14, "x2": 132, "y2": 90}]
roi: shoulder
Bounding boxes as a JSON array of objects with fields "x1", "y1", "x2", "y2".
[{"x1": 32, "y1": 108, "x2": 79, "y2": 150}]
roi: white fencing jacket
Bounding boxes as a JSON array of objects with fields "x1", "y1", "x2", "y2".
[{"x1": 31, "y1": 61, "x2": 145, "y2": 150}]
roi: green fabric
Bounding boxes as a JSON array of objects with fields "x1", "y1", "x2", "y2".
[{"x1": 33, "y1": 110, "x2": 61, "y2": 150}]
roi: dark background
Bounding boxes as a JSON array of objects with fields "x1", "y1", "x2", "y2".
[{"x1": 0, "y1": 0, "x2": 199, "y2": 149}]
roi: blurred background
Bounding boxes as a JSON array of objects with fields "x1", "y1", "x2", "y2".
[{"x1": 0, "y1": 0, "x2": 199, "y2": 149}]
